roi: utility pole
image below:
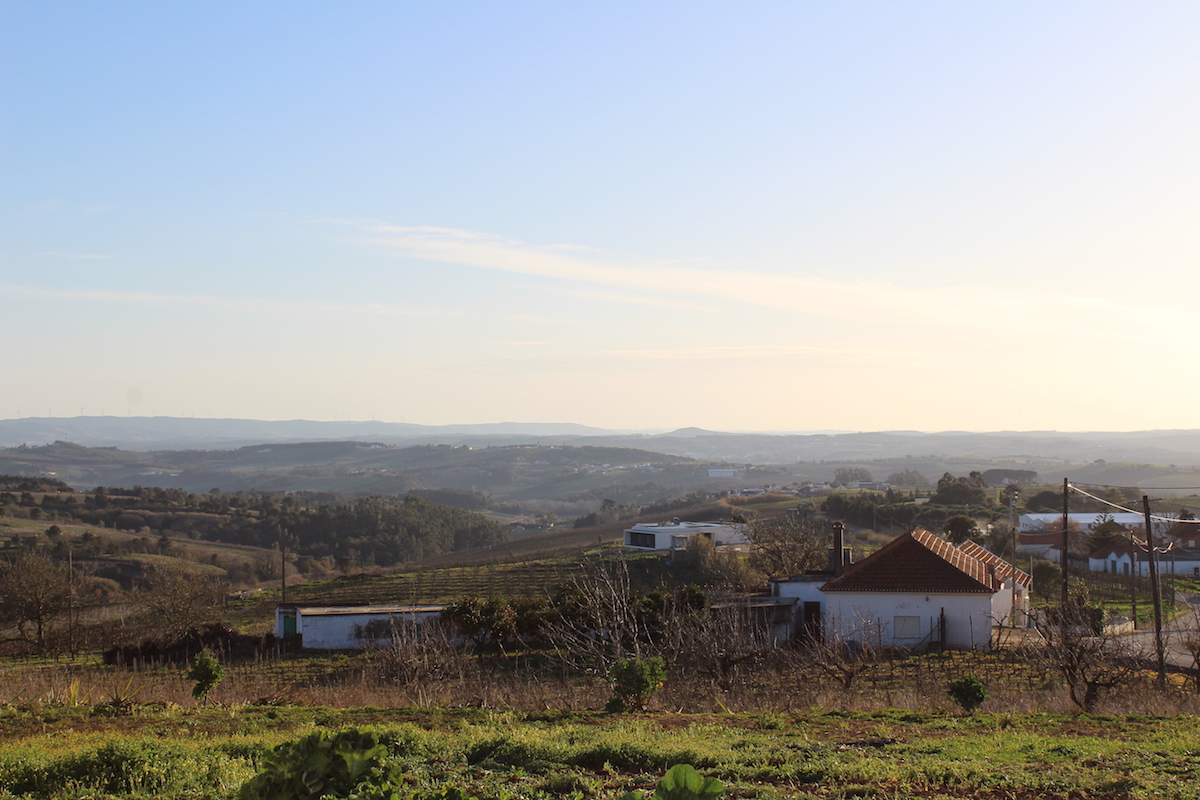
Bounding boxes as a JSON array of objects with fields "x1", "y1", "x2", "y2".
[
  {"x1": 1143, "y1": 495, "x2": 1166, "y2": 688},
  {"x1": 1009, "y1": 488, "x2": 1019, "y2": 625},
  {"x1": 68, "y1": 547, "x2": 75, "y2": 657},
  {"x1": 1129, "y1": 522, "x2": 1138, "y2": 632},
  {"x1": 1061, "y1": 478, "x2": 1070, "y2": 607},
  {"x1": 280, "y1": 541, "x2": 288, "y2": 606}
]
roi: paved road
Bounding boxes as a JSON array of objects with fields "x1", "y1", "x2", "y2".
[{"x1": 1124, "y1": 593, "x2": 1199, "y2": 670}]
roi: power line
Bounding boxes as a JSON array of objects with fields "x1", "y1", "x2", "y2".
[
  {"x1": 1067, "y1": 483, "x2": 1200, "y2": 524},
  {"x1": 1069, "y1": 480, "x2": 1200, "y2": 491}
]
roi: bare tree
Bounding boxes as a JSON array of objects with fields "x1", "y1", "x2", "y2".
[
  {"x1": 134, "y1": 564, "x2": 224, "y2": 644},
  {"x1": 369, "y1": 617, "x2": 472, "y2": 686},
  {"x1": 0, "y1": 551, "x2": 72, "y2": 653},
  {"x1": 543, "y1": 559, "x2": 653, "y2": 677},
  {"x1": 1029, "y1": 603, "x2": 1139, "y2": 712},
  {"x1": 799, "y1": 613, "x2": 886, "y2": 691},
  {"x1": 744, "y1": 511, "x2": 828, "y2": 579},
  {"x1": 663, "y1": 599, "x2": 773, "y2": 691},
  {"x1": 1182, "y1": 631, "x2": 1200, "y2": 696}
]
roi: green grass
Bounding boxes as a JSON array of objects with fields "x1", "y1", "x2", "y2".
[{"x1": 2, "y1": 706, "x2": 1199, "y2": 799}]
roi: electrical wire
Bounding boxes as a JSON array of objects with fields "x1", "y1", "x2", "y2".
[
  {"x1": 1066, "y1": 483, "x2": 1200, "y2": 525},
  {"x1": 1069, "y1": 481, "x2": 1200, "y2": 491}
]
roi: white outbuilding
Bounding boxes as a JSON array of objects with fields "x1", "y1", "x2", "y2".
[{"x1": 275, "y1": 604, "x2": 444, "y2": 650}]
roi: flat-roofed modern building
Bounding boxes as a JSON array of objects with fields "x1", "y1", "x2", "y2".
[{"x1": 623, "y1": 520, "x2": 749, "y2": 551}]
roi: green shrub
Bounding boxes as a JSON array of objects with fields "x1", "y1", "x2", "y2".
[
  {"x1": 237, "y1": 728, "x2": 400, "y2": 800},
  {"x1": 622, "y1": 764, "x2": 724, "y2": 800},
  {"x1": 189, "y1": 648, "x2": 223, "y2": 704},
  {"x1": 948, "y1": 675, "x2": 987, "y2": 713},
  {"x1": 606, "y1": 657, "x2": 666, "y2": 712}
]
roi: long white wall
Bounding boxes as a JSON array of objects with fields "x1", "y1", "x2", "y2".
[{"x1": 282, "y1": 609, "x2": 442, "y2": 650}]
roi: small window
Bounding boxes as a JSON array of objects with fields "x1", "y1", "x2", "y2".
[{"x1": 894, "y1": 615, "x2": 920, "y2": 640}]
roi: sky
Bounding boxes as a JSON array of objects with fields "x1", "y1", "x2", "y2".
[{"x1": 2, "y1": 2, "x2": 1199, "y2": 433}]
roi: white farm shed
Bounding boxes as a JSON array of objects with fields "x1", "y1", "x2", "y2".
[{"x1": 275, "y1": 605, "x2": 444, "y2": 650}]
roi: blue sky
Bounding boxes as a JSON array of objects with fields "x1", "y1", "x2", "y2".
[{"x1": 3, "y1": 2, "x2": 1198, "y2": 432}]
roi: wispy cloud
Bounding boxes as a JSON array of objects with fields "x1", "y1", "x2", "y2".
[
  {"x1": 339, "y1": 221, "x2": 1192, "y2": 341},
  {"x1": 0, "y1": 285, "x2": 447, "y2": 319},
  {"x1": 597, "y1": 344, "x2": 929, "y2": 363}
]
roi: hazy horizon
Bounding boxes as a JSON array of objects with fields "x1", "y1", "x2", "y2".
[
  {"x1": 4, "y1": 414, "x2": 1198, "y2": 439},
  {"x1": 4, "y1": 3, "x2": 1198, "y2": 432}
]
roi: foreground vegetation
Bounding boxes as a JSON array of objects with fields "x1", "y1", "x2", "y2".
[{"x1": 2, "y1": 701, "x2": 1199, "y2": 799}]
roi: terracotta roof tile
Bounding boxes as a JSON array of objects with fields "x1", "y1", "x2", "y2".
[
  {"x1": 1089, "y1": 542, "x2": 1136, "y2": 560},
  {"x1": 821, "y1": 528, "x2": 1028, "y2": 594},
  {"x1": 957, "y1": 540, "x2": 1033, "y2": 588}
]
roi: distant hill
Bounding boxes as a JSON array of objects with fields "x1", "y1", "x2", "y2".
[
  {"x1": 0, "y1": 439, "x2": 702, "y2": 502},
  {"x1": 0, "y1": 416, "x2": 630, "y2": 451},
  {"x1": 3, "y1": 417, "x2": 1200, "y2": 467}
]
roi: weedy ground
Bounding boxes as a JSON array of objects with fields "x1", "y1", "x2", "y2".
[{"x1": 1, "y1": 704, "x2": 1199, "y2": 799}]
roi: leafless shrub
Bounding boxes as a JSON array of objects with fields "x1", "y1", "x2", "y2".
[
  {"x1": 797, "y1": 614, "x2": 887, "y2": 691},
  {"x1": 743, "y1": 511, "x2": 828, "y2": 578},
  {"x1": 662, "y1": 600, "x2": 774, "y2": 691},
  {"x1": 1180, "y1": 631, "x2": 1200, "y2": 695},
  {"x1": 134, "y1": 563, "x2": 224, "y2": 645},
  {"x1": 1027, "y1": 603, "x2": 1142, "y2": 712},
  {"x1": 543, "y1": 559, "x2": 653, "y2": 677},
  {"x1": 370, "y1": 618, "x2": 473, "y2": 686}
]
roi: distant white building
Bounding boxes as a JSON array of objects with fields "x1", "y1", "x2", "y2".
[
  {"x1": 275, "y1": 605, "x2": 444, "y2": 650},
  {"x1": 1087, "y1": 542, "x2": 1200, "y2": 579},
  {"x1": 623, "y1": 520, "x2": 749, "y2": 551},
  {"x1": 1018, "y1": 512, "x2": 1177, "y2": 535},
  {"x1": 707, "y1": 467, "x2": 737, "y2": 478}
]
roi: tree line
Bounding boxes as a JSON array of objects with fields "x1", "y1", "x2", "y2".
[{"x1": 1, "y1": 480, "x2": 508, "y2": 568}]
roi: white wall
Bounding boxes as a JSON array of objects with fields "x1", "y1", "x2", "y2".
[
  {"x1": 989, "y1": 579, "x2": 1027, "y2": 626},
  {"x1": 772, "y1": 577, "x2": 826, "y2": 605},
  {"x1": 1086, "y1": 552, "x2": 1200, "y2": 578},
  {"x1": 284, "y1": 609, "x2": 442, "y2": 650},
  {"x1": 824, "y1": 592, "x2": 995, "y2": 650}
]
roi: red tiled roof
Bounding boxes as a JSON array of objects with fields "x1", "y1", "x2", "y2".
[
  {"x1": 821, "y1": 528, "x2": 1012, "y2": 594},
  {"x1": 958, "y1": 540, "x2": 1033, "y2": 588},
  {"x1": 1089, "y1": 542, "x2": 1136, "y2": 559}
]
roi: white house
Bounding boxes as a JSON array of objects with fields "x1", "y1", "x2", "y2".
[
  {"x1": 772, "y1": 528, "x2": 1030, "y2": 650},
  {"x1": 1088, "y1": 542, "x2": 1200, "y2": 579},
  {"x1": 275, "y1": 604, "x2": 444, "y2": 650},
  {"x1": 623, "y1": 520, "x2": 749, "y2": 551}
]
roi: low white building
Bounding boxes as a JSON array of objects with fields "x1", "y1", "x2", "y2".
[
  {"x1": 623, "y1": 520, "x2": 749, "y2": 551},
  {"x1": 1018, "y1": 512, "x2": 1178, "y2": 535},
  {"x1": 275, "y1": 605, "x2": 444, "y2": 650},
  {"x1": 1088, "y1": 543, "x2": 1200, "y2": 579},
  {"x1": 772, "y1": 528, "x2": 1030, "y2": 650}
]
